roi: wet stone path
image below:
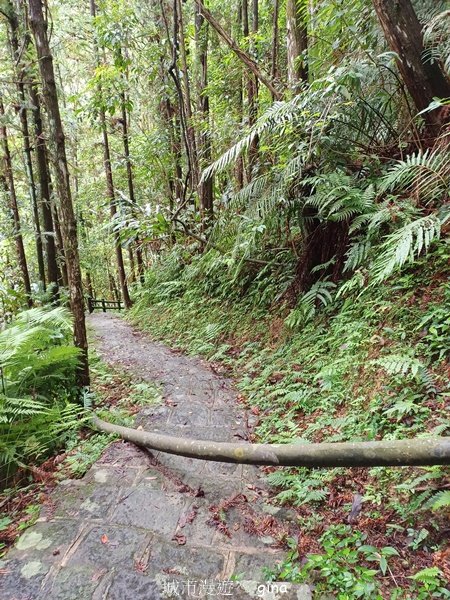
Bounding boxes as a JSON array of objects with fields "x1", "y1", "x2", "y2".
[{"x1": 0, "y1": 313, "x2": 310, "y2": 600}]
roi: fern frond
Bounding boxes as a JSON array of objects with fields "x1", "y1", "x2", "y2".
[
  {"x1": 423, "y1": 490, "x2": 450, "y2": 511},
  {"x1": 381, "y1": 149, "x2": 450, "y2": 205},
  {"x1": 371, "y1": 214, "x2": 443, "y2": 283}
]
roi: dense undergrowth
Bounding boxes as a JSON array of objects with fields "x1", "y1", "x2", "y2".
[{"x1": 130, "y1": 240, "x2": 450, "y2": 598}]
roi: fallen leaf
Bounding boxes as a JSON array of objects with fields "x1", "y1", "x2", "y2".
[
  {"x1": 179, "y1": 507, "x2": 198, "y2": 528},
  {"x1": 101, "y1": 534, "x2": 109, "y2": 544},
  {"x1": 134, "y1": 560, "x2": 148, "y2": 573},
  {"x1": 172, "y1": 533, "x2": 186, "y2": 545},
  {"x1": 92, "y1": 569, "x2": 107, "y2": 582}
]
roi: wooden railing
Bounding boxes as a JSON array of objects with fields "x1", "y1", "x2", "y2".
[{"x1": 87, "y1": 297, "x2": 122, "y2": 313}]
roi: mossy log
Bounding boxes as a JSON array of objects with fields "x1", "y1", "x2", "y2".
[{"x1": 92, "y1": 416, "x2": 450, "y2": 467}]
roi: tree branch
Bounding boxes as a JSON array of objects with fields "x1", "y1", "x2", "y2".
[
  {"x1": 192, "y1": 0, "x2": 282, "y2": 100},
  {"x1": 92, "y1": 416, "x2": 450, "y2": 467}
]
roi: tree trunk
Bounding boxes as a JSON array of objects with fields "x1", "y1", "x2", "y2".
[
  {"x1": 175, "y1": 0, "x2": 200, "y2": 191},
  {"x1": 0, "y1": 97, "x2": 32, "y2": 307},
  {"x1": 195, "y1": 0, "x2": 214, "y2": 224},
  {"x1": 51, "y1": 199, "x2": 68, "y2": 288},
  {"x1": 85, "y1": 271, "x2": 94, "y2": 298},
  {"x1": 5, "y1": 5, "x2": 46, "y2": 288},
  {"x1": 128, "y1": 245, "x2": 136, "y2": 284},
  {"x1": 28, "y1": 0, "x2": 89, "y2": 386},
  {"x1": 271, "y1": 0, "x2": 280, "y2": 96},
  {"x1": 286, "y1": 0, "x2": 308, "y2": 89},
  {"x1": 120, "y1": 94, "x2": 144, "y2": 283},
  {"x1": 92, "y1": 416, "x2": 450, "y2": 467},
  {"x1": 243, "y1": 0, "x2": 259, "y2": 180},
  {"x1": 100, "y1": 108, "x2": 132, "y2": 309},
  {"x1": 29, "y1": 84, "x2": 59, "y2": 296},
  {"x1": 289, "y1": 219, "x2": 349, "y2": 298},
  {"x1": 235, "y1": 1, "x2": 245, "y2": 189},
  {"x1": 89, "y1": 0, "x2": 132, "y2": 309},
  {"x1": 372, "y1": 0, "x2": 450, "y2": 132}
]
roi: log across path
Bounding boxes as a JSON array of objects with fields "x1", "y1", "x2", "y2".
[{"x1": 0, "y1": 313, "x2": 311, "y2": 600}]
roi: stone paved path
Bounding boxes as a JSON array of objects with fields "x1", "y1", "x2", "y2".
[{"x1": 0, "y1": 314, "x2": 310, "y2": 600}]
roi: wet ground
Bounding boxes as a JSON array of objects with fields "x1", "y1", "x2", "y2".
[{"x1": 0, "y1": 313, "x2": 310, "y2": 599}]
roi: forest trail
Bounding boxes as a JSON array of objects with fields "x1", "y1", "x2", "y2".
[{"x1": 0, "y1": 313, "x2": 310, "y2": 600}]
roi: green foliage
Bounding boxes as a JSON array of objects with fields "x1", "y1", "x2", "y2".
[
  {"x1": 132, "y1": 241, "x2": 449, "y2": 598},
  {"x1": 63, "y1": 433, "x2": 115, "y2": 477},
  {"x1": 409, "y1": 567, "x2": 450, "y2": 599},
  {"x1": 0, "y1": 307, "x2": 85, "y2": 483},
  {"x1": 370, "y1": 214, "x2": 444, "y2": 284},
  {"x1": 267, "y1": 525, "x2": 397, "y2": 598},
  {"x1": 285, "y1": 280, "x2": 336, "y2": 326}
]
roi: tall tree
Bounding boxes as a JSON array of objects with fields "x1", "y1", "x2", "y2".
[
  {"x1": 3, "y1": 0, "x2": 46, "y2": 286},
  {"x1": 89, "y1": 0, "x2": 132, "y2": 309},
  {"x1": 120, "y1": 92, "x2": 145, "y2": 282},
  {"x1": 175, "y1": 0, "x2": 200, "y2": 192},
  {"x1": 28, "y1": 0, "x2": 89, "y2": 385},
  {"x1": 271, "y1": 0, "x2": 280, "y2": 94},
  {"x1": 0, "y1": 96, "x2": 32, "y2": 307},
  {"x1": 29, "y1": 84, "x2": 59, "y2": 295},
  {"x1": 286, "y1": 0, "x2": 308, "y2": 88},
  {"x1": 195, "y1": 0, "x2": 213, "y2": 223},
  {"x1": 243, "y1": 0, "x2": 259, "y2": 179},
  {"x1": 372, "y1": 0, "x2": 450, "y2": 131}
]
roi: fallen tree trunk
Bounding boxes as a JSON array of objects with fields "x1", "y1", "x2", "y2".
[{"x1": 92, "y1": 416, "x2": 450, "y2": 467}]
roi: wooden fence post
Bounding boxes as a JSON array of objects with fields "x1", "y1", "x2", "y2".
[{"x1": 102, "y1": 299, "x2": 106, "y2": 312}]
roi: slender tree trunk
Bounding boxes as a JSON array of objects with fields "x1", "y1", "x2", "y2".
[
  {"x1": 28, "y1": 0, "x2": 89, "y2": 386},
  {"x1": 120, "y1": 94, "x2": 144, "y2": 283},
  {"x1": 0, "y1": 97, "x2": 32, "y2": 307},
  {"x1": 243, "y1": 0, "x2": 259, "y2": 180},
  {"x1": 235, "y1": 1, "x2": 244, "y2": 189},
  {"x1": 5, "y1": 5, "x2": 46, "y2": 288},
  {"x1": 372, "y1": 0, "x2": 450, "y2": 132},
  {"x1": 29, "y1": 84, "x2": 59, "y2": 296},
  {"x1": 271, "y1": 0, "x2": 280, "y2": 96},
  {"x1": 17, "y1": 106, "x2": 46, "y2": 289},
  {"x1": 195, "y1": 0, "x2": 213, "y2": 224},
  {"x1": 162, "y1": 95, "x2": 183, "y2": 236},
  {"x1": 51, "y1": 198, "x2": 68, "y2": 287},
  {"x1": 99, "y1": 108, "x2": 132, "y2": 309},
  {"x1": 110, "y1": 275, "x2": 120, "y2": 303},
  {"x1": 93, "y1": 415, "x2": 450, "y2": 468},
  {"x1": 286, "y1": 0, "x2": 308, "y2": 89},
  {"x1": 128, "y1": 246, "x2": 136, "y2": 284},
  {"x1": 85, "y1": 271, "x2": 94, "y2": 298},
  {"x1": 89, "y1": 0, "x2": 132, "y2": 308},
  {"x1": 175, "y1": 0, "x2": 200, "y2": 191}
]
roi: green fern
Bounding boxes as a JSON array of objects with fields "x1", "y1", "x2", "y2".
[
  {"x1": 370, "y1": 214, "x2": 443, "y2": 283},
  {"x1": 0, "y1": 307, "x2": 84, "y2": 483},
  {"x1": 423, "y1": 490, "x2": 450, "y2": 511},
  {"x1": 374, "y1": 354, "x2": 424, "y2": 377},
  {"x1": 286, "y1": 281, "x2": 337, "y2": 327},
  {"x1": 381, "y1": 149, "x2": 449, "y2": 206}
]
